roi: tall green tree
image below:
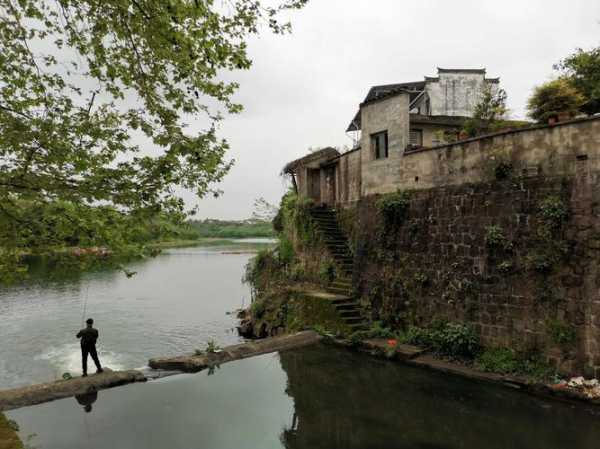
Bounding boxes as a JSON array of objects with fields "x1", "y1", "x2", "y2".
[
  {"x1": 554, "y1": 46, "x2": 600, "y2": 115},
  {"x1": 0, "y1": 0, "x2": 307, "y2": 277}
]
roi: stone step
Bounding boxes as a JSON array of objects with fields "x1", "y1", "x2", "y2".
[
  {"x1": 343, "y1": 316, "x2": 365, "y2": 325},
  {"x1": 330, "y1": 252, "x2": 352, "y2": 260},
  {"x1": 326, "y1": 286, "x2": 351, "y2": 295},
  {"x1": 323, "y1": 236, "x2": 348, "y2": 246},
  {"x1": 347, "y1": 322, "x2": 368, "y2": 330},
  {"x1": 330, "y1": 250, "x2": 351, "y2": 257},
  {"x1": 331, "y1": 282, "x2": 351, "y2": 290},
  {"x1": 322, "y1": 233, "x2": 345, "y2": 239},
  {"x1": 338, "y1": 309, "x2": 361, "y2": 318},
  {"x1": 325, "y1": 242, "x2": 348, "y2": 248},
  {"x1": 325, "y1": 243, "x2": 350, "y2": 250},
  {"x1": 325, "y1": 239, "x2": 349, "y2": 245},
  {"x1": 334, "y1": 301, "x2": 360, "y2": 310},
  {"x1": 317, "y1": 222, "x2": 343, "y2": 231}
]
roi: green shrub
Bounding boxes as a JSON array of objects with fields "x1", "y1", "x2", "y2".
[
  {"x1": 250, "y1": 299, "x2": 266, "y2": 319},
  {"x1": 278, "y1": 235, "x2": 295, "y2": 265},
  {"x1": 403, "y1": 320, "x2": 480, "y2": 358},
  {"x1": 243, "y1": 249, "x2": 281, "y2": 292},
  {"x1": 519, "y1": 355, "x2": 556, "y2": 382},
  {"x1": 348, "y1": 321, "x2": 396, "y2": 342},
  {"x1": 318, "y1": 259, "x2": 336, "y2": 284},
  {"x1": 476, "y1": 348, "x2": 519, "y2": 374},
  {"x1": 527, "y1": 78, "x2": 585, "y2": 123}
]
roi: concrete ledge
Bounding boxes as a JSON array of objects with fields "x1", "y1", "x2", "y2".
[
  {"x1": 149, "y1": 331, "x2": 323, "y2": 372},
  {"x1": 0, "y1": 369, "x2": 146, "y2": 412}
]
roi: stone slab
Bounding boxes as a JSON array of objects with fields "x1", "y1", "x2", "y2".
[
  {"x1": 0, "y1": 369, "x2": 146, "y2": 412},
  {"x1": 148, "y1": 331, "x2": 323, "y2": 372}
]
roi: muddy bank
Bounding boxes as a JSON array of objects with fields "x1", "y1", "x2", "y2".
[
  {"x1": 0, "y1": 369, "x2": 146, "y2": 412},
  {"x1": 149, "y1": 331, "x2": 322, "y2": 372},
  {"x1": 0, "y1": 413, "x2": 23, "y2": 449}
]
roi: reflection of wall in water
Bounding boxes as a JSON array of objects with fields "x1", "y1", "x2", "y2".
[{"x1": 278, "y1": 346, "x2": 600, "y2": 449}]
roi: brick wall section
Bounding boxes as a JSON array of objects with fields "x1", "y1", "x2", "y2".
[{"x1": 352, "y1": 174, "x2": 600, "y2": 376}]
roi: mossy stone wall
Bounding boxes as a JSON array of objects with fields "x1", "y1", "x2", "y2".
[{"x1": 350, "y1": 174, "x2": 600, "y2": 376}]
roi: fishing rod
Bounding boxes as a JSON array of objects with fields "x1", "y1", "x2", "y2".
[{"x1": 81, "y1": 282, "x2": 90, "y2": 328}]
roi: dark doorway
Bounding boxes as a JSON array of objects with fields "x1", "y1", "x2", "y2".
[{"x1": 308, "y1": 168, "x2": 321, "y2": 203}]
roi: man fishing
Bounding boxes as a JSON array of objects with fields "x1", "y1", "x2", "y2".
[{"x1": 76, "y1": 318, "x2": 104, "y2": 377}]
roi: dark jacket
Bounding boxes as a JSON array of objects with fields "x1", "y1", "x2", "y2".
[{"x1": 77, "y1": 327, "x2": 99, "y2": 347}]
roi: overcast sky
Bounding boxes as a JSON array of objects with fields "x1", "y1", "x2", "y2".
[{"x1": 189, "y1": 0, "x2": 600, "y2": 220}]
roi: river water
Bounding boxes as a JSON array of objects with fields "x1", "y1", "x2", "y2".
[
  {"x1": 3, "y1": 242, "x2": 600, "y2": 448},
  {"x1": 7, "y1": 345, "x2": 600, "y2": 449},
  {"x1": 0, "y1": 241, "x2": 267, "y2": 389}
]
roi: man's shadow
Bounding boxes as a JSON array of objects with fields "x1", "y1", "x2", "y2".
[{"x1": 75, "y1": 391, "x2": 98, "y2": 413}]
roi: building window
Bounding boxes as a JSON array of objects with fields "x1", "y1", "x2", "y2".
[
  {"x1": 409, "y1": 129, "x2": 423, "y2": 147},
  {"x1": 371, "y1": 131, "x2": 388, "y2": 159}
]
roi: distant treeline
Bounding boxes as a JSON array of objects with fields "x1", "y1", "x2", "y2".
[{"x1": 187, "y1": 219, "x2": 275, "y2": 239}]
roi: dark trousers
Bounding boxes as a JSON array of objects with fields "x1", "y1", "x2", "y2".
[{"x1": 81, "y1": 345, "x2": 102, "y2": 374}]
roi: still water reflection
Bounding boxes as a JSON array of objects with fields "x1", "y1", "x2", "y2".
[{"x1": 8, "y1": 345, "x2": 600, "y2": 449}]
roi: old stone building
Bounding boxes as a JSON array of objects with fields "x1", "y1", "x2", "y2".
[{"x1": 285, "y1": 68, "x2": 504, "y2": 203}]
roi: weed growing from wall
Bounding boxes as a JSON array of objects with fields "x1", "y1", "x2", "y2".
[
  {"x1": 525, "y1": 196, "x2": 570, "y2": 274},
  {"x1": 539, "y1": 196, "x2": 570, "y2": 230},
  {"x1": 494, "y1": 161, "x2": 513, "y2": 180},
  {"x1": 376, "y1": 190, "x2": 411, "y2": 229},
  {"x1": 485, "y1": 225, "x2": 513, "y2": 251},
  {"x1": 546, "y1": 319, "x2": 577, "y2": 346}
]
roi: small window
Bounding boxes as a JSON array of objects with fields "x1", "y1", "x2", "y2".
[
  {"x1": 409, "y1": 129, "x2": 423, "y2": 147},
  {"x1": 371, "y1": 131, "x2": 388, "y2": 159}
]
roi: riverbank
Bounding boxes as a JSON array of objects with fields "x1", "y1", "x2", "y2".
[{"x1": 0, "y1": 413, "x2": 22, "y2": 449}]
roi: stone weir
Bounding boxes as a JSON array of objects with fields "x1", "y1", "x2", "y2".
[
  {"x1": 0, "y1": 369, "x2": 145, "y2": 412},
  {"x1": 149, "y1": 330, "x2": 322, "y2": 372},
  {"x1": 0, "y1": 331, "x2": 322, "y2": 412}
]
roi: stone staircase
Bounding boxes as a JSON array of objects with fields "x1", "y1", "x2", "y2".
[{"x1": 308, "y1": 206, "x2": 367, "y2": 331}]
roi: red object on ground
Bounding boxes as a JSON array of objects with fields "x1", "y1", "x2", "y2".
[{"x1": 387, "y1": 339, "x2": 397, "y2": 347}]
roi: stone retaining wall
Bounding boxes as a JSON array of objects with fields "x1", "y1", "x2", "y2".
[{"x1": 350, "y1": 172, "x2": 600, "y2": 376}]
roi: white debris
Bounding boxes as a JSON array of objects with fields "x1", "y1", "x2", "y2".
[
  {"x1": 568, "y1": 376, "x2": 585, "y2": 387},
  {"x1": 565, "y1": 376, "x2": 600, "y2": 399}
]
